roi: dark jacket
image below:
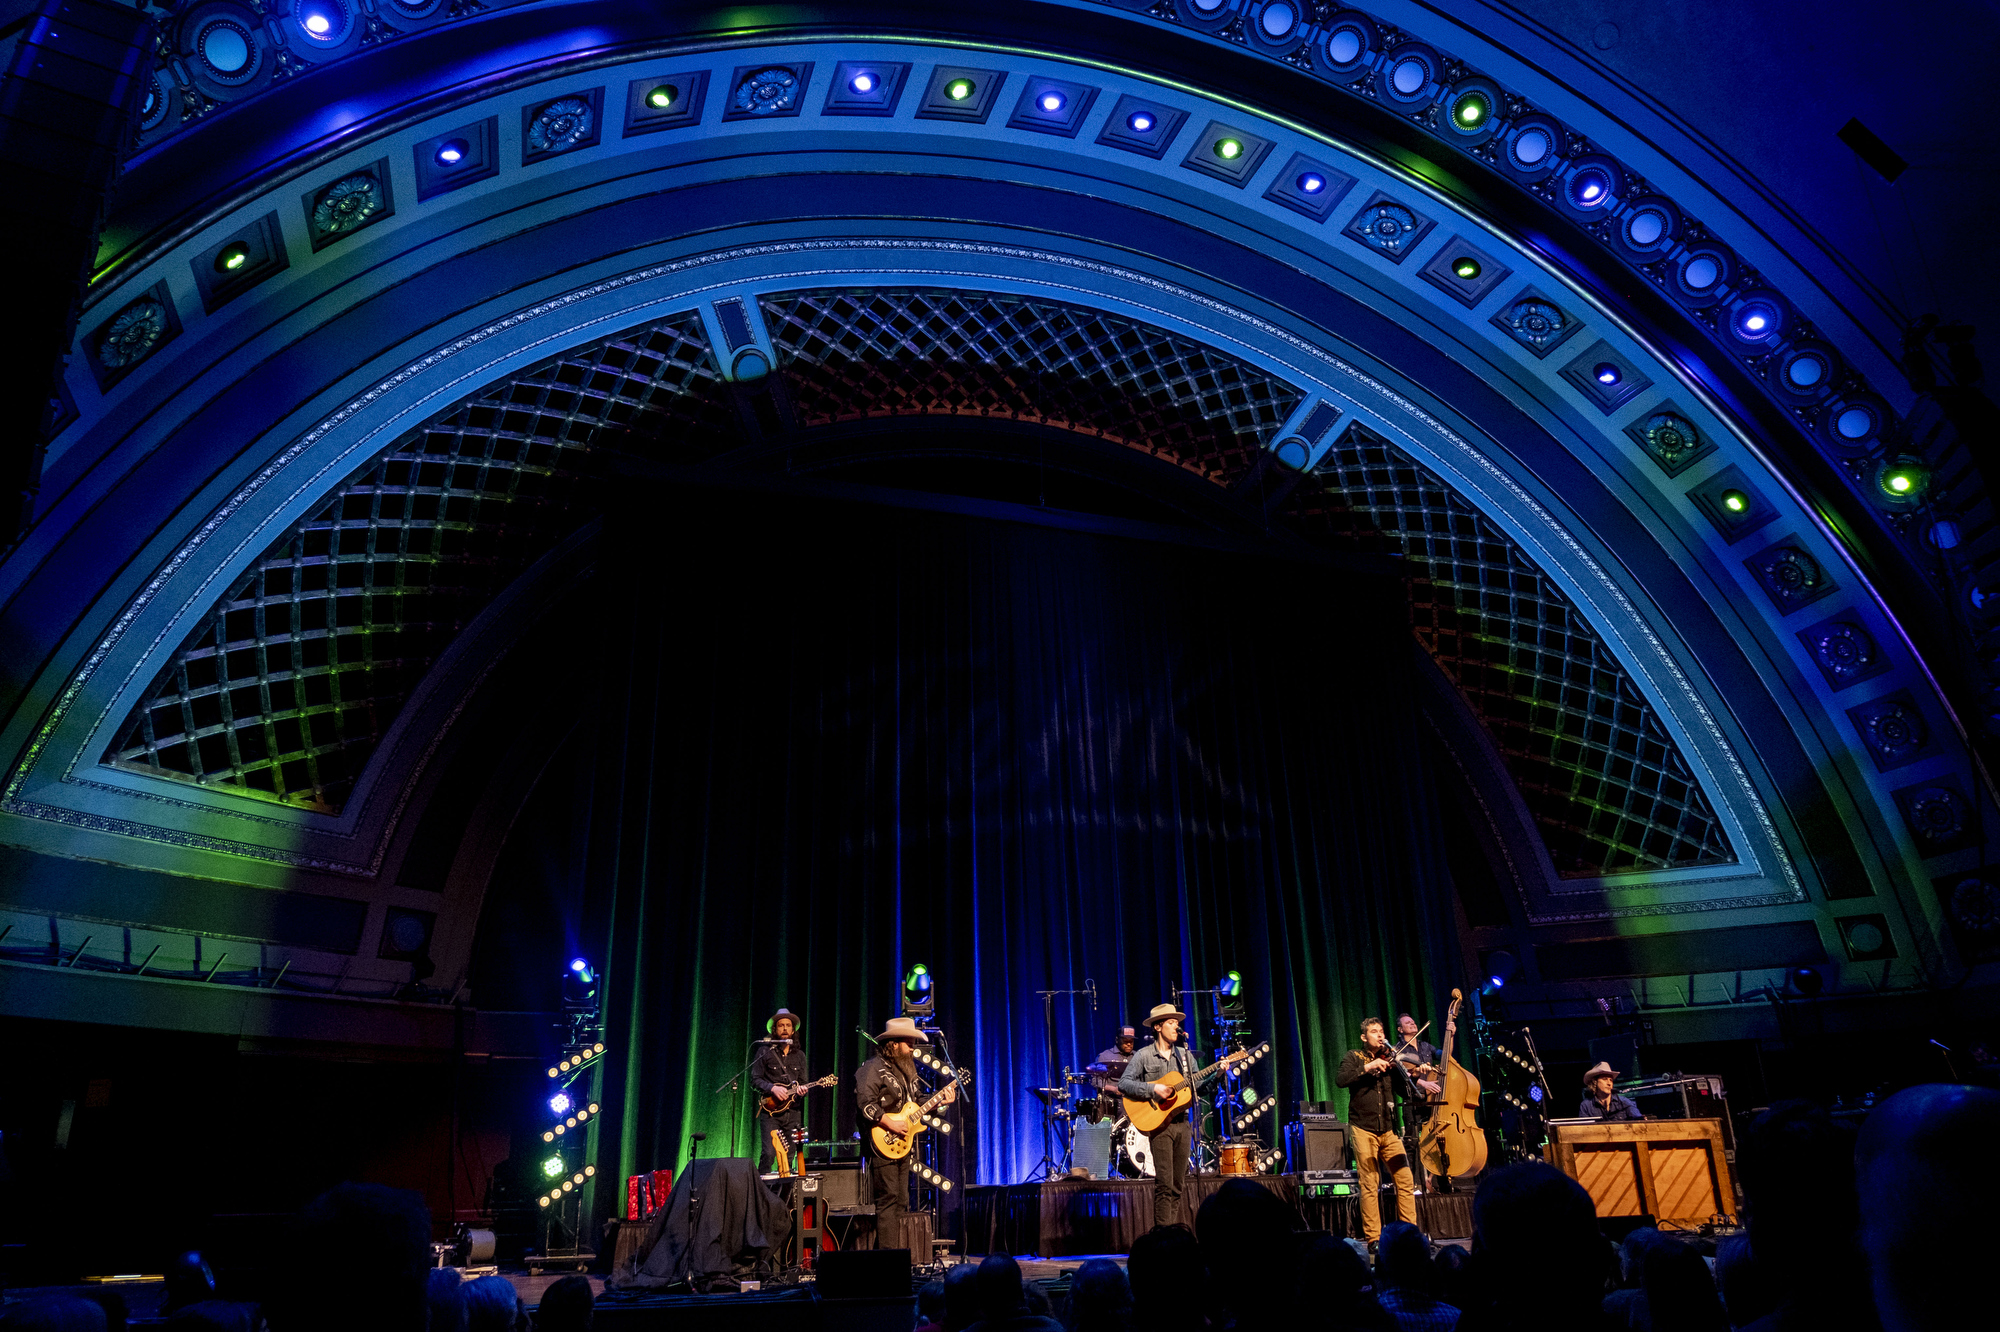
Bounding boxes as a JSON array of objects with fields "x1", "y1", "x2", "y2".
[
  {"x1": 1580, "y1": 1091, "x2": 1645, "y2": 1121},
  {"x1": 1395, "y1": 1038, "x2": 1441, "y2": 1073},
  {"x1": 751, "y1": 1041, "x2": 810, "y2": 1122},
  {"x1": 854, "y1": 1053, "x2": 918, "y2": 1125},
  {"x1": 1336, "y1": 1046, "x2": 1413, "y2": 1135}
]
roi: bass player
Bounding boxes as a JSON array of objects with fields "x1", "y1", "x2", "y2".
[
  {"x1": 1335, "y1": 1016, "x2": 1420, "y2": 1249},
  {"x1": 855, "y1": 1016, "x2": 954, "y2": 1252},
  {"x1": 751, "y1": 1008, "x2": 811, "y2": 1175}
]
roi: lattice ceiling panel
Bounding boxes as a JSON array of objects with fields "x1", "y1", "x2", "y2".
[
  {"x1": 102, "y1": 313, "x2": 728, "y2": 812},
  {"x1": 1294, "y1": 425, "x2": 1736, "y2": 878},
  {"x1": 761, "y1": 289, "x2": 1303, "y2": 482}
]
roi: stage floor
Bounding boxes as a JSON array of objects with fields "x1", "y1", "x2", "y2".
[{"x1": 964, "y1": 1172, "x2": 1474, "y2": 1257}]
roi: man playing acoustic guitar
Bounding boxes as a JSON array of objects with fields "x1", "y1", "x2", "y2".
[
  {"x1": 856, "y1": 1016, "x2": 956, "y2": 1251},
  {"x1": 1335, "y1": 1016, "x2": 1420, "y2": 1248},
  {"x1": 1118, "y1": 1003, "x2": 1249, "y2": 1228}
]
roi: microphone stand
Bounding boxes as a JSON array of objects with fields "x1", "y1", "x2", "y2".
[
  {"x1": 1027, "y1": 983, "x2": 1097, "y2": 1182},
  {"x1": 713, "y1": 1039, "x2": 786, "y2": 1161}
]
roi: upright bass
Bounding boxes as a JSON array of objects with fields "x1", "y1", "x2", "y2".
[{"x1": 1418, "y1": 987, "x2": 1488, "y2": 1180}]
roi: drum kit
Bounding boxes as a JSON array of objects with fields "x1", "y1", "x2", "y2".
[{"x1": 1028, "y1": 1056, "x2": 1157, "y2": 1177}]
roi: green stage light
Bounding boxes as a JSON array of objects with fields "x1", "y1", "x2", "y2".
[
  {"x1": 1214, "y1": 138, "x2": 1243, "y2": 160},
  {"x1": 542, "y1": 1154, "x2": 563, "y2": 1178},
  {"x1": 1455, "y1": 94, "x2": 1489, "y2": 126},
  {"x1": 1243, "y1": 1087, "x2": 1259, "y2": 1104},
  {"x1": 1721, "y1": 489, "x2": 1749, "y2": 513},
  {"x1": 1877, "y1": 458, "x2": 1929, "y2": 501},
  {"x1": 946, "y1": 79, "x2": 974, "y2": 101},
  {"x1": 1452, "y1": 257, "x2": 1481, "y2": 280},
  {"x1": 646, "y1": 85, "x2": 675, "y2": 109},
  {"x1": 215, "y1": 243, "x2": 249, "y2": 273}
]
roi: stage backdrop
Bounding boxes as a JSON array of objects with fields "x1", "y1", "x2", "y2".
[{"x1": 525, "y1": 486, "x2": 1457, "y2": 1215}]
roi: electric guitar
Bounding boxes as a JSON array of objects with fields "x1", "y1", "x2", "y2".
[
  {"x1": 759, "y1": 1073, "x2": 837, "y2": 1114},
  {"x1": 1121, "y1": 1042, "x2": 1268, "y2": 1133},
  {"x1": 868, "y1": 1066, "x2": 970, "y2": 1160}
]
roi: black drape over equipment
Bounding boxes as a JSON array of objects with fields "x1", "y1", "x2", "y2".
[{"x1": 544, "y1": 485, "x2": 1457, "y2": 1227}]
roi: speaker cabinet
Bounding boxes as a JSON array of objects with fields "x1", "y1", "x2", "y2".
[{"x1": 1298, "y1": 1116, "x2": 1350, "y2": 1172}]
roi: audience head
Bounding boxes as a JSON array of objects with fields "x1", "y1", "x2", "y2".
[
  {"x1": 1431, "y1": 1244, "x2": 1469, "y2": 1309},
  {"x1": 1373, "y1": 1222, "x2": 1434, "y2": 1295},
  {"x1": 1616, "y1": 1226, "x2": 1661, "y2": 1288},
  {"x1": 916, "y1": 1279, "x2": 946, "y2": 1328},
  {"x1": 974, "y1": 1254, "x2": 1028, "y2": 1323},
  {"x1": 1712, "y1": 1232, "x2": 1774, "y2": 1328},
  {"x1": 1196, "y1": 1180, "x2": 1299, "y2": 1326},
  {"x1": 942, "y1": 1262, "x2": 982, "y2": 1332},
  {"x1": 463, "y1": 1274, "x2": 525, "y2": 1332},
  {"x1": 1469, "y1": 1161, "x2": 1613, "y2": 1323},
  {"x1": 0, "y1": 1299, "x2": 107, "y2": 1332},
  {"x1": 1064, "y1": 1258, "x2": 1129, "y2": 1332},
  {"x1": 1641, "y1": 1240, "x2": 1726, "y2": 1332},
  {"x1": 426, "y1": 1269, "x2": 468, "y2": 1332},
  {"x1": 1128, "y1": 1225, "x2": 1207, "y2": 1323},
  {"x1": 1857, "y1": 1082, "x2": 2000, "y2": 1332},
  {"x1": 1736, "y1": 1100, "x2": 1858, "y2": 1277},
  {"x1": 1291, "y1": 1233, "x2": 1393, "y2": 1331},
  {"x1": 271, "y1": 1183, "x2": 433, "y2": 1332},
  {"x1": 534, "y1": 1274, "x2": 593, "y2": 1332},
  {"x1": 78, "y1": 1292, "x2": 124, "y2": 1332},
  {"x1": 163, "y1": 1251, "x2": 218, "y2": 1313},
  {"x1": 164, "y1": 1304, "x2": 253, "y2": 1332}
]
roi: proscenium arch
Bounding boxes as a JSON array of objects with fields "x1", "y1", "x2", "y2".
[{"x1": 0, "y1": 18, "x2": 1983, "y2": 1045}]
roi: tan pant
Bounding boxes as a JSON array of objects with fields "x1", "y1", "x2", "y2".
[{"x1": 1350, "y1": 1124, "x2": 1417, "y2": 1241}]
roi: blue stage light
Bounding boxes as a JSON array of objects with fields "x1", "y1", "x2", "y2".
[
  {"x1": 549, "y1": 1091, "x2": 572, "y2": 1115},
  {"x1": 1298, "y1": 172, "x2": 1326, "y2": 194},
  {"x1": 435, "y1": 140, "x2": 466, "y2": 166},
  {"x1": 304, "y1": 10, "x2": 332, "y2": 35},
  {"x1": 849, "y1": 72, "x2": 877, "y2": 94},
  {"x1": 1528, "y1": 1084, "x2": 1543, "y2": 1103},
  {"x1": 1595, "y1": 364, "x2": 1621, "y2": 386},
  {"x1": 1128, "y1": 111, "x2": 1154, "y2": 132},
  {"x1": 1039, "y1": 91, "x2": 1065, "y2": 113}
]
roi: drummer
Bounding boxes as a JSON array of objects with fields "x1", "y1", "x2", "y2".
[{"x1": 1092, "y1": 1026, "x2": 1139, "y2": 1089}]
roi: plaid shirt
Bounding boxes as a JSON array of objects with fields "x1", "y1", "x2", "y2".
[{"x1": 1377, "y1": 1289, "x2": 1461, "y2": 1332}]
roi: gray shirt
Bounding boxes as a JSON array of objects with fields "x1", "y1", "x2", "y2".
[{"x1": 1118, "y1": 1043, "x2": 1195, "y2": 1101}]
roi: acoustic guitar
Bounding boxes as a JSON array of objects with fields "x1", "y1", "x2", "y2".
[
  {"x1": 759, "y1": 1073, "x2": 837, "y2": 1115},
  {"x1": 1120, "y1": 1042, "x2": 1268, "y2": 1133},
  {"x1": 868, "y1": 1066, "x2": 970, "y2": 1160}
]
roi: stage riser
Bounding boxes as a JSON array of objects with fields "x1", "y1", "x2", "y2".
[{"x1": 964, "y1": 1175, "x2": 1471, "y2": 1256}]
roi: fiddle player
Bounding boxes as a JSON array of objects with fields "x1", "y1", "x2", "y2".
[
  {"x1": 1579, "y1": 1060, "x2": 1645, "y2": 1121},
  {"x1": 1335, "y1": 1016, "x2": 1420, "y2": 1248},
  {"x1": 751, "y1": 1008, "x2": 811, "y2": 1174}
]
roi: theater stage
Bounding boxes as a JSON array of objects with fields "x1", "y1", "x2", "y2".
[{"x1": 963, "y1": 1173, "x2": 1473, "y2": 1257}]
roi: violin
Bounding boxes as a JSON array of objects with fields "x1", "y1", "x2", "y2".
[{"x1": 1418, "y1": 988, "x2": 1489, "y2": 1180}]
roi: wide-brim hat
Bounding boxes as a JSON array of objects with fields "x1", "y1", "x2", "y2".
[
  {"x1": 877, "y1": 1016, "x2": 931, "y2": 1044},
  {"x1": 1583, "y1": 1060, "x2": 1619, "y2": 1084},
  {"x1": 1143, "y1": 1003, "x2": 1188, "y2": 1028},
  {"x1": 766, "y1": 1008, "x2": 801, "y2": 1034}
]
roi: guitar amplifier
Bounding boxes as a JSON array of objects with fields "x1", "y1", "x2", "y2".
[
  {"x1": 810, "y1": 1162, "x2": 867, "y2": 1209},
  {"x1": 1296, "y1": 1116, "x2": 1350, "y2": 1172}
]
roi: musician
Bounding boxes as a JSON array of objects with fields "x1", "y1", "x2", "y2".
[
  {"x1": 1579, "y1": 1061, "x2": 1645, "y2": 1121},
  {"x1": 1335, "y1": 1016, "x2": 1419, "y2": 1247},
  {"x1": 751, "y1": 1008, "x2": 811, "y2": 1175},
  {"x1": 856, "y1": 1016, "x2": 954, "y2": 1252},
  {"x1": 1393, "y1": 1013, "x2": 1442, "y2": 1101},
  {"x1": 1117, "y1": 1004, "x2": 1198, "y2": 1228},
  {"x1": 1094, "y1": 1025, "x2": 1139, "y2": 1071}
]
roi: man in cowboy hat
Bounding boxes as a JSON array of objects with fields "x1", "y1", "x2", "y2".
[
  {"x1": 856, "y1": 1016, "x2": 955, "y2": 1252},
  {"x1": 752, "y1": 1008, "x2": 812, "y2": 1174},
  {"x1": 1579, "y1": 1061, "x2": 1644, "y2": 1121},
  {"x1": 1117, "y1": 1004, "x2": 1200, "y2": 1228}
]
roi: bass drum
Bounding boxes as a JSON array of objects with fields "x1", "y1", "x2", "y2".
[{"x1": 1114, "y1": 1120, "x2": 1155, "y2": 1178}]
